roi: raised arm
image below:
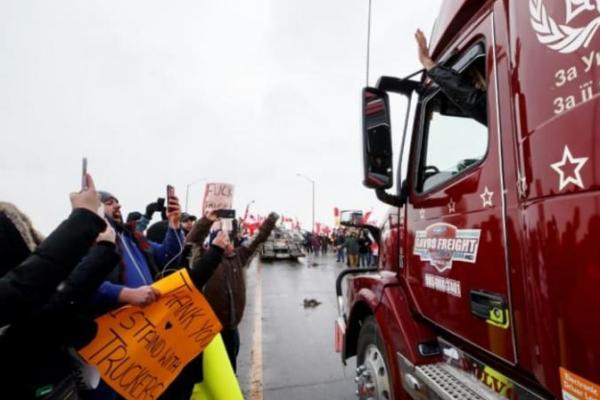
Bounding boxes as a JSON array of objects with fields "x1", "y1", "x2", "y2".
[
  {"x1": 0, "y1": 175, "x2": 106, "y2": 326},
  {"x1": 415, "y1": 29, "x2": 487, "y2": 125},
  {"x1": 149, "y1": 192, "x2": 185, "y2": 266},
  {"x1": 186, "y1": 210, "x2": 219, "y2": 247},
  {"x1": 239, "y1": 212, "x2": 279, "y2": 265}
]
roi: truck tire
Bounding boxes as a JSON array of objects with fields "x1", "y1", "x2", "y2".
[{"x1": 356, "y1": 316, "x2": 392, "y2": 400}]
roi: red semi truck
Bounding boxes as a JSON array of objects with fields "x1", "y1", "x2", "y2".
[{"x1": 335, "y1": 0, "x2": 600, "y2": 399}]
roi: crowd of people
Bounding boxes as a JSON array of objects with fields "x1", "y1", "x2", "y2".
[
  {"x1": 0, "y1": 174, "x2": 278, "y2": 399},
  {"x1": 302, "y1": 229, "x2": 378, "y2": 268}
]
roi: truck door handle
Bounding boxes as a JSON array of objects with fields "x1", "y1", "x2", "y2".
[{"x1": 469, "y1": 290, "x2": 508, "y2": 327}]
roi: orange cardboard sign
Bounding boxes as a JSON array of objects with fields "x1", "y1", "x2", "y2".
[
  {"x1": 560, "y1": 367, "x2": 600, "y2": 400},
  {"x1": 79, "y1": 269, "x2": 222, "y2": 400}
]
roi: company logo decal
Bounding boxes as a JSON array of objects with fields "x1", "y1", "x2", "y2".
[
  {"x1": 424, "y1": 273, "x2": 461, "y2": 297},
  {"x1": 413, "y1": 223, "x2": 481, "y2": 273},
  {"x1": 530, "y1": 0, "x2": 600, "y2": 53}
]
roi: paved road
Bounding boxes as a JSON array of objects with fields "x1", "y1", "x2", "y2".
[{"x1": 236, "y1": 252, "x2": 357, "y2": 400}]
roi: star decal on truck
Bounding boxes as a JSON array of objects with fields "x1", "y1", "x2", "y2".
[
  {"x1": 448, "y1": 198, "x2": 456, "y2": 214},
  {"x1": 550, "y1": 145, "x2": 589, "y2": 191},
  {"x1": 480, "y1": 187, "x2": 494, "y2": 208}
]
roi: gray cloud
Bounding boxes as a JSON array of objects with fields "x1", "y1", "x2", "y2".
[{"x1": 1, "y1": 0, "x2": 440, "y2": 233}]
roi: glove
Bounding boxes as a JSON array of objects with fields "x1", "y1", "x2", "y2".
[
  {"x1": 145, "y1": 198, "x2": 165, "y2": 219},
  {"x1": 268, "y1": 212, "x2": 280, "y2": 221}
]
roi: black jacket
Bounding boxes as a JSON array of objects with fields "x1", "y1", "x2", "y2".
[
  {"x1": 427, "y1": 65, "x2": 487, "y2": 126},
  {"x1": 0, "y1": 241, "x2": 120, "y2": 399},
  {"x1": 0, "y1": 208, "x2": 106, "y2": 327},
  {"x1": 358, "y1": 236, "x2": 372, "y2": 254},
  {"x1": 198, "y1": 214, "x2": 277, "y2": 329}
]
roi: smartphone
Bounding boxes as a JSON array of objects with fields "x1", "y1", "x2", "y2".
[
  {"x1": 166, "y1": 185, "x2": 175, "y2": 212},
  {"x1": 216, "y1": 209, "x2": 236, "y2": 219},
  {"x1": 81, "y1": 157, "x2": 88, "y2": 191}
]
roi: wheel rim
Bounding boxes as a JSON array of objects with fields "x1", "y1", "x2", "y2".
[{"x1": 356, "y1": 344, "x2": 391, "y2": 400}]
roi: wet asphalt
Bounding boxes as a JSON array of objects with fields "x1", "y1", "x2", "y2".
[{"x1": 237, "y1": 252, "x2": 357, "y2": 400}]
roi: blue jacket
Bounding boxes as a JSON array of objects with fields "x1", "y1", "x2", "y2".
[{"x1": 93, "y1": 225, "x2": 184, "y2": 308}]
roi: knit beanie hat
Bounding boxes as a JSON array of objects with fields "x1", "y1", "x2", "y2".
[{"x1": 98, "y1": 191, "x2": 118, "y2": 204}]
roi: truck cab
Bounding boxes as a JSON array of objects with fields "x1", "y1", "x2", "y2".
[{"x1": 336, "y1": 1, "x2": 600, "y2": 399}]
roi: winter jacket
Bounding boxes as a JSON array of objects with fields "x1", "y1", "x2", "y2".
[
  {"x1": 93, "y1": 218, "x2": 184, "y2": 309},
  {"x1": 189, "y1": 213, "x2": 278, "y2": 329},
  {"x1": 358, "y1": 236, "x2": 372, "y2": 254},
  {"x1": 0, "y1": 202, "x2": 44, "y2": 277},
  {"x1": 0, "y1": 241, "x2": 120, "y2": 399},
  {"x1": 142, "y1": 217, "x2": 223, "y2": 400},
  {"x1": 0, "y1": 208, "x2": 106, "y2": 327},
  {"x1": 427, "y1": 65, "x2": 487, "y2": 126},
  {"x1": 344, "y1": 236, "x2": 360, "y2": 255}
]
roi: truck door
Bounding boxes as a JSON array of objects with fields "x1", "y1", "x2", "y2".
[{"x1": 405, "y1": 12, "x2": 516, "y2": 364}]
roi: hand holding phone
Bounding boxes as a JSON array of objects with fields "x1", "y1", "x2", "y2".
[
  {"x1": 165, "y1": 186, "x2": 182, "y2": 229},
  {"x1": 166, "y1": 185, "x2": 175, "y2": 213},
  {"x1": 81, "y1": 157, "x2": 88, "y2": 191}
]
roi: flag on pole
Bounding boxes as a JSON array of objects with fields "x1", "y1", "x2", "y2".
[{"x1": 361, "y1": 209, "x2": 373, "y2": 224}]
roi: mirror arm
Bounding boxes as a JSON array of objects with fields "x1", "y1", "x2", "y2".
[
  {"x1": 376, "y1": 70, "x2": 423, "y2": 97},
  {"x1": 375, "y1": 188, "x2": 403, "y2": 207}
]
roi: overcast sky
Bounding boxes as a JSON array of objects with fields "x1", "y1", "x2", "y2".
[{"x1": 0, "y1": 0, "x2": 441, "y2": 234}]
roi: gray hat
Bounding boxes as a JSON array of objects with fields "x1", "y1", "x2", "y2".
[
  {"x1": 181, "y1": 212, "x2": 196, "y2": 222},
  {"x1": 98, "y1": 191, "x2": 118, "y2": 204}
]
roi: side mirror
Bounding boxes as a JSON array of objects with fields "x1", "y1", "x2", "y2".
[{"x1": 362, "y1": 87, "x2": 393, "y2": 190}]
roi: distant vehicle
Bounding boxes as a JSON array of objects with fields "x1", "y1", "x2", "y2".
[{"x1": 260, "y1": 228, "x2": 304, "y2": 260}]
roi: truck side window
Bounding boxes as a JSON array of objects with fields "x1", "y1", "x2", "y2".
[{"x1": 417, "y1": 60, "x2": 488, "y2": 193}]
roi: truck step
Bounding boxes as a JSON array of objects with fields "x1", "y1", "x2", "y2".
[{"x1": 414, "y1": 363, "x2": 503, "y2": 400}]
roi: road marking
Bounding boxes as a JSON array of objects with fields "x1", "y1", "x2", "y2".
[{"x1": 250, "y1": 261, "x2": 263, "y2": 400}]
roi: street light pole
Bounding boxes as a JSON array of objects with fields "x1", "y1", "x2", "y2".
[
  {"x1": 244, "y1": 200, "x2": 255, "y2": 220},
  {"x1": 184, "y1": 178, "x2": 207, "y2": 213},
  {"x1": 296, "y1": 173, "x2": 315, "y2": 233}
]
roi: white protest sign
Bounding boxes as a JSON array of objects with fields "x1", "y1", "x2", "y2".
[
  {"x1": 202, "y1": 183, "x2": 235, "y2": 231},
  {"x1": 202, "y1": 182, "x2": 234, "y2": 213}
]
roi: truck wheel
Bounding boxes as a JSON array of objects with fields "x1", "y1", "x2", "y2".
[{"x1": 356, "y1": 316, "x2": 392, "y2": 400}]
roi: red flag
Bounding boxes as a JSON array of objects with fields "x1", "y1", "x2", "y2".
[
  {"x1": 242, "y1": 214, "x2": 259, "y2": 236},
  {"x1": 361, "y1": 210, "x2": 373, "y2": 224}
]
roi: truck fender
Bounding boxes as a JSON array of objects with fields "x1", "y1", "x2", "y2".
[
  {"x1": 345, "y1": 285, "x2": 441, "y2": 399},
  {"x1": 343, "y1": 287, "x2": 380, "y2": 360}
]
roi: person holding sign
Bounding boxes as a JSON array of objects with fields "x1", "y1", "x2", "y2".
[
  {"x1": 87, "y1": 188, "x2": 185, "y2": 399},
  {"x1": 92, "y1": 188, "x2": 185, "y2": 310},
  {"x1": 200, "y1": 212, "x2": 279, "y2": 371},
  {"x1": 156, "y1": 209, "x2": 227, "y2": 400}
]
